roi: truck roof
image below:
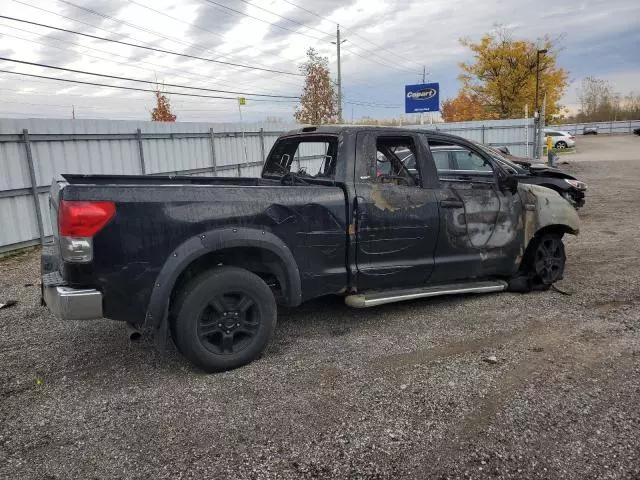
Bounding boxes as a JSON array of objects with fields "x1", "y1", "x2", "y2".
[{"x1": 281, "y1": 125, "x2": 466, "y2": 141}]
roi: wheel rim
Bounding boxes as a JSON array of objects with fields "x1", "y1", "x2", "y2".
[
  {"x1": 534, "y1": 237, "x2": 564, "y2": 284},
  {"x1": 556, "y1": 142, "x2": 567, "y2": 149},
  {"x1": 197, "y1": 292, "x2": 260, "y2": 355}
]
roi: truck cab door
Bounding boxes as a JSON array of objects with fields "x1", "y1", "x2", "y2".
[
  {"x1": 353, "y1": 132, "x2": 440, "y2": 291},
  {"x1": 425, "y1": 139, "x2": 524, "y2": 282}
]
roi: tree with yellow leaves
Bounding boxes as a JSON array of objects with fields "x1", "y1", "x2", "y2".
[
  {"x1": 151, "y1": 87, "x2": 177, "y2": 122},
  {"x1": 295, "y1": 48, "x2": 338, "y2": 125},
  {"x1": 441, "y1": 91, "x2": 487, "y2": 122},
  {"x1": 456, "y1": 31, "x2": 568, "y2": 122}
]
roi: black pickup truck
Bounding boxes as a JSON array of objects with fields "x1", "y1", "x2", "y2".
[{"x1": 42, "y1": 126, "x2": 580, "y2": 372}]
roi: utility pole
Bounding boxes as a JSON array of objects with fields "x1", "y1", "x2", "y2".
[
  {"x1": 420, "y1": 65, "x2": 427, "y2": 125},
  {"x1": 332, "y1": 24, "x2": 346, "y2": 123},
  {"x1": 534, "y1": 48, "x2": 547, "y2": 158}
]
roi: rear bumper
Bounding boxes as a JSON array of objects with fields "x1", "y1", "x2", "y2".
[{"x1": 43, "y1": 285, "x2": 103, "y2": 320}]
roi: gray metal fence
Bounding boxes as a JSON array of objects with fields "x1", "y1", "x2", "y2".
[
  {"x1": 548, "y1": 119, "x2": 640, "y2": 135},
  {"x1": 0, "y1": 118, "x2": 297, "y2": 253},
  {"x1": 408, "y1": 118, "x2": 535, "y2": 157},
  {"x1": 0, "y1": 117, "x2": 536, "y2": 254}
]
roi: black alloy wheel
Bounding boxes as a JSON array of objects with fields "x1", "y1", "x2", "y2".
[
  {"x1": 172, "y1": 267, "x2": 277, "y2": 372},
  {"x1": 197, "y1": 292, "x2": 259, "y2": 355},
  {"x1": 530, "y1": 234, "x2": 566, "y2": 285}
]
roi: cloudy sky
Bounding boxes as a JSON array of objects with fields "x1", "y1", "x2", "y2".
[{"x1": 0, "y1": 0, "x2": 638, "y2": 123}]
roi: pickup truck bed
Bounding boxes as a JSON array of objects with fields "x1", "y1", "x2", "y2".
[{"x1": 46, "y1": 173, "x2": 348, "y2": 324}]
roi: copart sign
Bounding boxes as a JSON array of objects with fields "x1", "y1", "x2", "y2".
[{"x1": 405, "y1": 82, "x2": 440, "y2": 113}]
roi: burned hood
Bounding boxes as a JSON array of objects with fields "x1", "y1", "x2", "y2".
[{"x1": 526, "y1": 164, "x2": 577, "y2": 180}]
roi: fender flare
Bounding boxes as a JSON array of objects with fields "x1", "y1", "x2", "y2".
[{"x1": 144, "y1": 227, "x2": 302, "y2": 342}]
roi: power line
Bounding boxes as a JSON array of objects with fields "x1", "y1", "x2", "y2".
[
  {"x1": 0, "y1": 19, "x2": 301, "y2": 95},
  {"x1": 10, "y1": 0, "x2": 302, "y2": 92},
  {"x1": 234, "y1": 0, "x2": 332, "y2": 37},
  {"x1": 117, "y1": 0, "x2": 303, "y2": 89},
  {"x1": 277, "y1": 0, "x2": 423, "y2": 72},
  {"x1": 0, "y1": 57, "x2": 298, "y2": 98},
  {"x1": 0, "y1": 69, "x2": 297, "y2": 103},
  {"x1": 341, "y1": 29, "x2": 425, "y2": 71},
  {"x1": 280, "y1": 0, "x2": 325, "y2": 21},
  {"x1": 0, "y1": 15, "x2": 303, "y2": 77},
  {"x1": 58, "y1": 0, "x2": 198, "y2": 51},
  {"x1": 207, "y1": 0, "x2": 419, "y2": 75},
  {"x1": 202, "y1": 0, "x2": 326, "y2": 41}
]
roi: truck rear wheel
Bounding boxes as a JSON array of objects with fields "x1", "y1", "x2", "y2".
[{"x1": 171, "y1": 267, "x2": 277, "y2": 372}]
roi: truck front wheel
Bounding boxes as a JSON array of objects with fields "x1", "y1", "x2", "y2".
[
  {"x1": 171, "y1": 267, "x2": 277, "y2": 372},
  {"x1": 525, "y1": 234, "x2": 566, "y2": 286}
]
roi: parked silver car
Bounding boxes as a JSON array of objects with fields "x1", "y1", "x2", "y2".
[{"x1": 543, "y1": 129, "x2": 576, "y2": 149}]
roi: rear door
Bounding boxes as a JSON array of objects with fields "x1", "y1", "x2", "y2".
[
  {"x1": 424, "y1": 137, "x2": 524, "y2": 281},
  {"x1": 353, "y1": 132, "x2": 440, "y2": 290}
]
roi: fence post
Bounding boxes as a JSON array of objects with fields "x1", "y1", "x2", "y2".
[
  {"x1": 136, "y1": 128, "x2": 146, "y2": 174},
  {"x1": 22, "y1": 129, "x2": 45, "y2": 245},
  {"x1": 209, "y1": 127, "x2": 217, "y2": 176},
  {"x1": 237, "y1": 164, "x2": 242, "y2": 177},
  {"x1": 259, "y1": 127, "x2": 265, "y2": 161},
  {"x1": 481, "y1": 124, "x2": 486, "y2": 144}
]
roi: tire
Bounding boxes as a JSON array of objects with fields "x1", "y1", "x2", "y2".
[
  {"x1": 555, "y1": 141, "x2": 568, "y2": 149},
  {"x1": 171, "y1": 267, "x2": 277, "y2": 372},
  {"x1": 524, "y1": 234, "x2": 566, "y2": 286}
]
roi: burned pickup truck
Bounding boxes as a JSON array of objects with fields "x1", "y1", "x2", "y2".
[{"x1": 42, "y1": 126, "x2": 579, "y2": 372}]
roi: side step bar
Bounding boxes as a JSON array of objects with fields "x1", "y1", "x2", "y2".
[{"x1": 344, "y1": 280, "x2": 508, "y2": 308}]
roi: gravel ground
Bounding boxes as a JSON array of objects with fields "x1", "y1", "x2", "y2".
[{"x1": 1, "y1": 135, "x2": 639, "y2": 480}]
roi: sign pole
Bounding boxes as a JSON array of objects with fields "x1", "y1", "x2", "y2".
[{"x1": 238, "y1": 97, "x2": 248, "y2": 165}]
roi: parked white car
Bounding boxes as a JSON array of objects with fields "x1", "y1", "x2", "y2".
[{"x1": 543, "y1": 129, "x2": 576, "y2": 149}]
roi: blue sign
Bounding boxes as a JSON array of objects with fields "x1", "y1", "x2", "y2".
[{"x1": 405, "y1": 82, "x2": 440, "y2": 113}]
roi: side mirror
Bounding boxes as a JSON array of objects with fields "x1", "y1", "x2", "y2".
[{"x1": 497, "y1": 169, "x2": 518, "y2": 194}]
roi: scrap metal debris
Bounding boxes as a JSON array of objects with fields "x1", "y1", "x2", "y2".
[{"x1": 0, "y1": 300, "x2": 17, "y2": 310}]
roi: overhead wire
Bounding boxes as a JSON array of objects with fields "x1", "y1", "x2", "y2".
[
  {"x1": 202, "y1": 0, "x2": 419, "y2": 75},
  {"x1": 277, "y1": 0, "x2": 424, "y2": 72},
  {"x1": 10, "y1": 0, "x2": 303, "y2": 93},
  {"x1": 0, "y1": 15, "x2": 303, "y2": 77},
  {"x1": 0, "y1": 57, "x2": 298, "y2": 98},
  {"x1": 0, "y1": 20, "x2": 301, "y2": 95},
  {"x1": 59, "y1": 0, "x2": 305, "y2": 84},
  {"x1": 0, "y1": 69, "x2": 297, "y2": 103}
]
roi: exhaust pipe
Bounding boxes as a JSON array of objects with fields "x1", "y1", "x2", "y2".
[{"x1": 125, "y1": 323, "x2": 142, "y2": 342}]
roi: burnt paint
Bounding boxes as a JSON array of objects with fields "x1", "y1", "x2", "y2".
[{"x1": 353, "y1": 131, "x2": 441, "y2": 290}]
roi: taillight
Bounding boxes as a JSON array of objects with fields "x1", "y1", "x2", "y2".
[
  {"x1": 59, "y1": 200, "x2": 115, "y2": 263},
  {"x1": 59, "y1": 200, "x2": 116, "y2": 237}
]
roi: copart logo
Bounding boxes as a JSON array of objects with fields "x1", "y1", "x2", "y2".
[{"x1": 407, "y1": 88, "x2": 437, "y2": 100}]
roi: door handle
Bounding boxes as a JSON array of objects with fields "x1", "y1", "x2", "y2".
[
  {"x1": 441, "y1": 199, "x2": 464, "y2": 208},
  {"x1": 354, "y1": 196, "x2": 366, "y2": 221}
]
